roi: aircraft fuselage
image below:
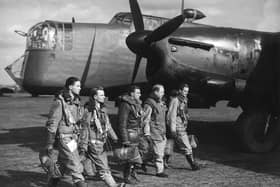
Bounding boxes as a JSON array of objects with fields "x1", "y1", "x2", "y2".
[{"x1": 7, "y1": 13, "x2": 274, "y2": 104}]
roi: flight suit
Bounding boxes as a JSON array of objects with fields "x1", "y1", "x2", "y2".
[
  {"x1": 118, "y1": 95, "x2": 143, "y2": 183},
  {"x1": 79, "y1": 102, "x2": 120, "y2": 187},
  {"x1": 45, "y1": 93, "x2": 85, "y2": 185},
  {"x1": 166, "y1": 94, "x2": 199, "y2": 170},
  {"x1": 143, "y1": 94, "x2": 167, "y2": 175}
]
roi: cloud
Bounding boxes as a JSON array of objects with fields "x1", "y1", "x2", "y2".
[
  {"x1": 202, "y1": 7, "x2": 223, "y2": 16},
  {"x1": 257, "y1": 0, "x2": 280, "y2": 32}
]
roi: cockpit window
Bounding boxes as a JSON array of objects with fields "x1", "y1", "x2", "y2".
[
  {"x1": 109, "y1": 12, "x2": 169, "y2": 30},
  {"x1": 27, "y1": 22, "x2": 73, "y2": 51},
  {"x1": 27, "y1": 22, "x2": 57, "y2": 50},
  {"x1": 109, "y1": 13, "x2": 132, "y2": 26}
]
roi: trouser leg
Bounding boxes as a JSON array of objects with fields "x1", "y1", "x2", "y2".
[
  {"x1": 47, "y1": 177, "x2": 60, "y2": 187},
  {"x1": 100, "y1": 171, "x2": 119, "y2": 187},
  {"x1": 175, "y1": 132, "x2": 199, "y2": 170},
  {"x1": 185, "y1": 154, "x2": 200, "y2": 171},
  {"x1": 175, "y1": 132, "x2": 192, "y2": 155},
  {"x1": 139, "y1": 137, "x2": 152, "y2": 173},
  {"x1": 123, "y1": 162, "x2": 138, "y2": 184},
  {"x1": 75, "y1": 180, "x2": 88, "y2": 187},
  {"x1": 164, "y1": 139, "x2": 174, "y2": 168},
  {"x1": 88, "y1": 145, "x2": 120, "y2": 187},
  {"x1": 152, "y1": 138, "x2": 167, "y2": 174},
  {"x1": 57, "y1": 138, "x2": 85, "y2": 184}
]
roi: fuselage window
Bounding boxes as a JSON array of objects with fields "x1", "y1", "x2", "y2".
[
  {"x1": 64, "y1": 23, "x2": 73, "y2": 51},
  {"x1": 56, "y1": 24, "x2": 64, "y2": 50}
]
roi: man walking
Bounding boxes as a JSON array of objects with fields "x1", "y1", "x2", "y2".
[
  {"x1": 166, "y1": 83, "x2": 199, "y2": 171},
  {"x1": 142, "y1": 84, "x2": 168, "y2": 178},
  {"x1": 118, "y1": 85, "x2": 143, "y2": 184}
]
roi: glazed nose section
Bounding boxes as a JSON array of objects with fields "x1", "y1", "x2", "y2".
[{"x1": 5, "y1": 54, "x2": 26, "y2": 87}]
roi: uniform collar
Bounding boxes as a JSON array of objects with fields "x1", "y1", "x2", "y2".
[
  {"x1": 149, "y1": 93, "x2": 161, "y2": 103},
  {"x1": 56, "y1": 89, "x2": 81, "y2": 105},
  {"x1": 178, "y1": 94, "x2": 187, "y2": 103},
  {"x1": 120, "y1": 94, "x2": 142, "y2": 105}
]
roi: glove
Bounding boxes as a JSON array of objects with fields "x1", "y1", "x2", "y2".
[
  {"x1": 122, "y1": 141, "x2": 131, "y2": 147},
  {"x1": 79, "y1": 149, "x2": 87, "y2": 162},
  {"x1": 145, "y1": 135, "x2": 153, "y2": 146},
  {"x1": 45, "y1": 144, "x2": 54, "y2": 156}
]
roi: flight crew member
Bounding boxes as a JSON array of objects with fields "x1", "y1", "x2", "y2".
[
  {"x1": 117, "y1": 85, "x2": 144, "y2": 184},
  {"x1": 142, "y1": 84, "x2": 168, "y2": 178},
  {"x1": 44, "y1": 77, "x2": 87, "y2": 187},
  {"x1": 79, "y1": 87, "x2": 125, "y2": 187},
  {"x1": 166, "y1": 83, "x2": 199, "y2": 170}
]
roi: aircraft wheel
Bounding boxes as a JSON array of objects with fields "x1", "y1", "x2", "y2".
[
  {"x1": 236, "y1": 111, "x2": 280, "y2": 153},
  {"x1": 31, "y1": 93, "x2": 39, "y2": 97}
]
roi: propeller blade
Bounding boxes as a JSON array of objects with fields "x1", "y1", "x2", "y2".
[
  {"x1": 129, "y1": 0, "x2": 144, "y2": 31},
  {"x1": 181, "y1": 0, "x2": 184, "y2": 16},
  {"x1": 145, "y1": 15, "x2": 185, "y2": 43},
  {"x1": 131, "y1": 55, "x2": 142, "y2": 84}
]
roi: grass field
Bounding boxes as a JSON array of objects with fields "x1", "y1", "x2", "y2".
[{"x1": 1, "y1": 94, "x2": 280, "y2": 187}]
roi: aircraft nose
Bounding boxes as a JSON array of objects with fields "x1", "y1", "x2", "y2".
[{"x1": 5, "y1": 54, "x2": 26, "y2": 87}]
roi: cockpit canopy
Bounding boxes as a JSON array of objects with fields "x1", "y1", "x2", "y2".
[
  {"x1": 108, "y1": 12, "x2": 204, "y2": 30},
  {"x1": 109, "y1": 12, "x2": 170, "y2": 30},
  {"x1": 27, "y1": 21, "x2": 73, "y2": 51},
  {"x1": 27, "y1": 22, "x2": 56, "y2": 50}
]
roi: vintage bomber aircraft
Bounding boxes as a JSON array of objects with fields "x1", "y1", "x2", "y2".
[{"x1": 5, "y1": 0, "x2": 280, "y2": 153}]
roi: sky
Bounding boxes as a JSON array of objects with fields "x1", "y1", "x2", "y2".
[{"x1": 0, "y1": 0, "x2": 280, "y2": 85}]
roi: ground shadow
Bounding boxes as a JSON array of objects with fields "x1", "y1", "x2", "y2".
[
  {"x1": 188, "y1": 120, "x2": 280, "y2": 178},
  {"x1": 0, "y1": 170, "x2": 46, "y2": 187},
  {"x1": 108, "y1": 113, "x2": 280, "y2": 178},
  {"x1": 40, "y1": 113, "x2": 49, "y2": 118},
  {"x1": 0, "y1": 126, "x2": 45, "y2": 152}
]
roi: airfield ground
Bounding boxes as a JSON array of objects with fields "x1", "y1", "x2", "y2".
[{"x1": 1, "y1": 94, "x2": 280, "y2": 187}]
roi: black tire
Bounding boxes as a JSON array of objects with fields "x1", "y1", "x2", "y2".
[
  {"x1": 31, "y1": 93, "x2": 39, "y2": 97},
  {"x1": 236, "y1": 111, "x2": 280, "y2": 153}
]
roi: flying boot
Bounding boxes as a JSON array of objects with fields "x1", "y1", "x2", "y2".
[
  {"x1": 74, "y1": 180, "x2": 88, "y2": 187},
  {"x1": 102, "y1": 172, "x2": 125, "y2": 187},
  {"x1": 123, "y1": 163, "x2": 138, "y2": 184},
  {"x1": 185, "y1": 154, "x2": 200, "y2": 171},
  {"x1": 163, "y1": 155, "x2": 171, "y2": 169}
]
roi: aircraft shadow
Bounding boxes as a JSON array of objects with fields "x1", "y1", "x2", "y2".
[
  {"x1": 183, "y1": 120, "x2": 280, "y2": 177},
  {"x1": 0, "y1": 126, "x2": 45, "y2": 152},
  {"x1": 1, "y1": 114, "x2": 280, "y2": 183},
  {"x1": 0, "y1": 170, "x2": 45, "y2": 187},
  {"x1": 109, "y1": 114, "x2": 280, "y2": 178}
]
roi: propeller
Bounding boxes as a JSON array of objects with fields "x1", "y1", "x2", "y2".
[
  {"x1": 131, "y1": 55, "x2": 142, "y2": 84},
  {"x1": 145, "y1": 15, "x2": 185, "y2": 44},
  {"x1": 128, "y1": 0, "x2": 144, "y2": 83},
  {"x1": 127, "y1": 0, "x2": 187, "y2": 84},
  {"x1": 129, "y1": 0, "x2": 144, "y2": 31}
]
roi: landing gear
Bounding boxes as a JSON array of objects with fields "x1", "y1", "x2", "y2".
[
  {"x1": 236, "y1": 111, "x2": 280, "y2": 153},
  {"x1": 31, "y1": 93, "x2": 39, "y2": 97}
]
